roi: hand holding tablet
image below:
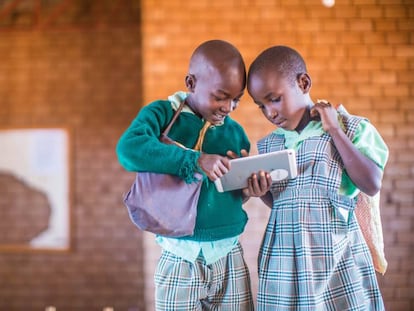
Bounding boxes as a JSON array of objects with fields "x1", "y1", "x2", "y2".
[{"x1": 214, "y1": 149, "x2": 298, "y2": 192}]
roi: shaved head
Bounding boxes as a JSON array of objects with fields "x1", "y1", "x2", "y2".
[
  {"x1": 188, "y1": 40, "x2": 246, "y2": 85},
  {"x1": 184, "y1": 40, "x2": 246, "y2": 124},
  {"x1": 248, "y1": 45, "x2": 307, "y2": 86}
]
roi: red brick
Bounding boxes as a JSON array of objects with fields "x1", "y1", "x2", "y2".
[{"x1": 1, "y1": 0, "x2": 413, "y2": 309}]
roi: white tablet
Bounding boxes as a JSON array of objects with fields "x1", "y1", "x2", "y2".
[{"x1": 214, "y1": 149, "x2": 297, "y2": 192}]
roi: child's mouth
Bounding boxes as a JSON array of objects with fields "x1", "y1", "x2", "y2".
[
  {"x1": 212, "y1": 113, "x2": 226, "y2": 122},
  {"x1": 274, "y1": 118, "x2": 286, "y2": 128}
]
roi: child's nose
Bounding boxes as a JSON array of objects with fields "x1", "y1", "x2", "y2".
[
  {"x1": 266, "y1": 107, "x2": 278, "y2": 119},
  {"x1": 221, "y1": 100, "x2": 235, "y2": 113}
]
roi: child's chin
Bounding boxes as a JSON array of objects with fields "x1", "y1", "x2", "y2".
[
  {"x1": 274, "y1": 121, "x2": 288, "y2": 129},
  {"x1": 210, "y1": 117, "x2": 225, "y2": 125}
]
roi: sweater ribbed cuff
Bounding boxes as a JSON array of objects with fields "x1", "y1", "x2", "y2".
[{"x1": 178, "y1": 151, "x2": 205, "y2": 184}]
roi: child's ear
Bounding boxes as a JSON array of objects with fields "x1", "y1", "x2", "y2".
[
  {"x1": 297, "y1": 73, "x2": 312, "y2": 93},
  {"x1": 185, "y1": 74, "x2": 196, "y2": 92}
]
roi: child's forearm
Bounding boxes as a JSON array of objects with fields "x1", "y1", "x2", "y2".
[
  {"x1": 329, "y1": 127, "x2": 382, "y2": 196},
  {"x1": 261, "y1": 192, "x2": 273, "y2": 208}
]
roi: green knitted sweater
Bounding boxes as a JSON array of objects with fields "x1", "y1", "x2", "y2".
[{"x1": 116, "y1": 98, "x2": 251, "y2": 241}]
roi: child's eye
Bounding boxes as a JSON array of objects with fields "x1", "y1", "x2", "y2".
[
  {"x1": 270, "y1": 97, "x2": 281, "y2": 103},
  {"x1": 213, "y1": 96, "x2": 227, "y2": 102}
]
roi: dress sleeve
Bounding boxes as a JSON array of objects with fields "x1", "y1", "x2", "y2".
[
  {"x1": 352, "y1": 120, "x2": 389, "y2": 170},
  {"x1": 340, "y1": 119, "x2": 389, "y2": 197}
]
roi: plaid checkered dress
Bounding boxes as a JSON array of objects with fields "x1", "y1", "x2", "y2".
[{"x1": 256, "y1": 115, "x2": 385, "y2": 311}]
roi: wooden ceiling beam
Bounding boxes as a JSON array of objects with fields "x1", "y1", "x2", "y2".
[
  {"x1": 0, "y1": 0, "x2": 25, "y2": 20},
  {"x1": 36, "y1": 0, "x2": 73, "y2": 30}
]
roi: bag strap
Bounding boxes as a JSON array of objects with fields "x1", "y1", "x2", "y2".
[
  {"x1": 192, "y1": 121, "x2": 210, "y2": 151},
  {"x1": 161, "y1": 100, "x2": 186, "y2": 137},
  {"x1": 159, "y1": 100, "x2": 210, "y2": 151},
  {"x1": 159, "y1": 101, "x2": 186, "y2": 146}
]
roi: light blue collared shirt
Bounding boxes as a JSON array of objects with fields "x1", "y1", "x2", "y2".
[{"x1": 156, "y1": 235, "x2": 240, "y2": 265}]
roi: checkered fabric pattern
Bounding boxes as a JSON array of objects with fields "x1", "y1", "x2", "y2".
[
  {"x1": 154, "y1": 242, "x2": 254, "y2": 310},
  {"x1": 256, "y1": 115, "x2": 385, "y2": 311}
]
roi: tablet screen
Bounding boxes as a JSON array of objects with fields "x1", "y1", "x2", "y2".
[{"x1": 214, "y1": 149, "x2": 297, "y2": 192}]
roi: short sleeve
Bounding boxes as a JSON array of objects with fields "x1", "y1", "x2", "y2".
[
  {"x1": 351, "y1": 120, "x2": 389, "y2": 171},
  {"x1": 340, "y1": 119, "x2": 389, "y2": 197}
]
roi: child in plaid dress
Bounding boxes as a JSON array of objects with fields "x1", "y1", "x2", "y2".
[{"x1": 246, "y1": 45, "x2": 388, "y2": 310}]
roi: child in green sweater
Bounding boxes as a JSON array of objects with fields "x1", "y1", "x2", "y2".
[{"x1": 117, "y1": 40, "x2": 270, "y2": 310}]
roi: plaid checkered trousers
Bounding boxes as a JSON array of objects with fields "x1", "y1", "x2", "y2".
[
  {"x1": 256, "y1": 114, "x2": 385, "y2": 311},
  {"x1": 154, "y1": 243, "x2": 254, "y2": 310}
]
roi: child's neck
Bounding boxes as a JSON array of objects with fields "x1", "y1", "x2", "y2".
[
  {"x1": 185, "y1": 98, "x2": 202, "y2": 119},
  {"x1": 295, "y1": 105, "x2": 312, "y2": 133}
]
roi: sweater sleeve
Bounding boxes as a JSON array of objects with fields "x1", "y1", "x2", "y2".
[{"x1": 116, "y1": 101, "x2": 202, "y2": 183}]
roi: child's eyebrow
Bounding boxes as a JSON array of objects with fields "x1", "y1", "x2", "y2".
[
  {"x1": 234, "y1": 91, "x2": 245, "y2": 98},
  {"x1": 216, "y1": 90, "x2": 244, "y2": 98},
  {"x1": 214, "y1": 89, "x2": 231, "y2": 97}
]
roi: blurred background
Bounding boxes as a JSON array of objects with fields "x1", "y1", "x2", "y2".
[{"x1": 0, "y1": 0, "x2": 412, "y2": 310}]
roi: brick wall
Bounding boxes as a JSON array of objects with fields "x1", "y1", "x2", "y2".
[
  {"x1": 141, "y1": 0, "x2": 414, "y2": 310},
  {"x1": 0, "y1": 0, "x2": 413, "y2": 310},
  {"x1": 0, "y1": 28, "x2": 145, "y2": 310}
]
